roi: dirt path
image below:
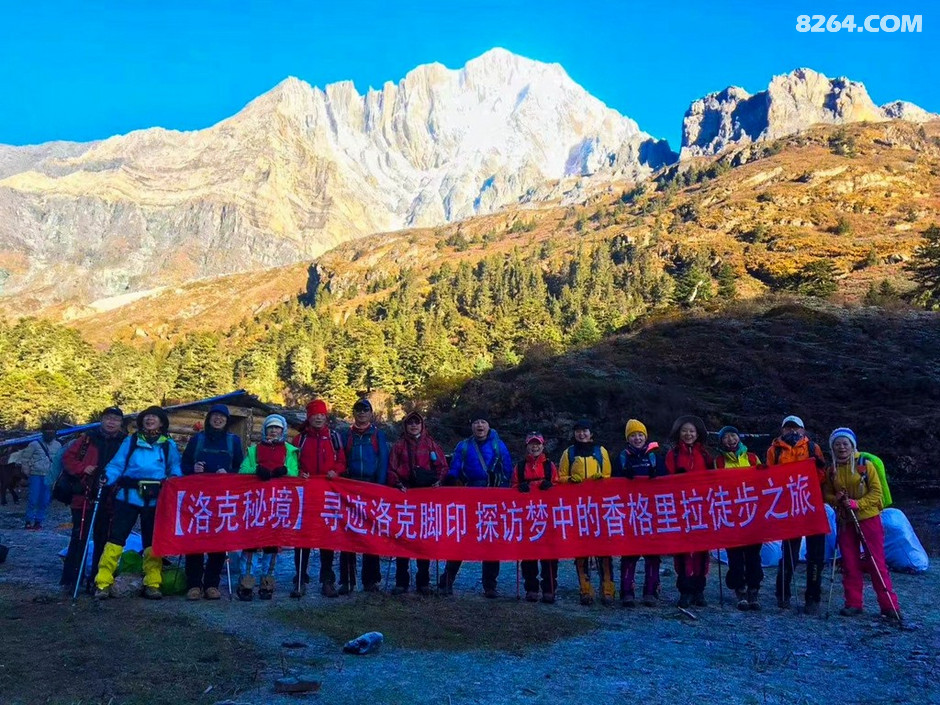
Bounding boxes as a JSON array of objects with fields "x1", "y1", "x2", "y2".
[{"x1": 1, "y1": 500, "x2": 938, "y2": 705}]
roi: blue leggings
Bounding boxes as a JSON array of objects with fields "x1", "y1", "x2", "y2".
[{"x1": 26, "y1": 475, "x2": 50, "y2": 524}]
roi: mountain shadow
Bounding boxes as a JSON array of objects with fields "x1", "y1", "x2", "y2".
[{"x1": 427, "y1": 300, "x2": 940, "y2": 493}]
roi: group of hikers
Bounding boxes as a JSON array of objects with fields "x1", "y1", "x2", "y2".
[{"x1": 19, "y1": 399, "x2": 901, "y2": 622}]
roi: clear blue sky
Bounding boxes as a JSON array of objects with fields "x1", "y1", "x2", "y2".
[{"x1": 0, "y1": 1, "x2": 934, "y2": 148}]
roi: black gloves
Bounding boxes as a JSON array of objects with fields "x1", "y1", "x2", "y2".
[
  {"x1": 539, "y1": 479, "x2": 553, "y2": 491},
  {"x1": 518, "y1": 482, "x2": 530, "y2": 493},
  {"x1": 256, "y1": 466, "x2": 272, "y2": 481},
  {"x1": 271, "y1": 466, "x2": 288, "y2": 478}
]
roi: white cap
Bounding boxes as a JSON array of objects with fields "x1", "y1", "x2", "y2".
[{"x1": 782, "y1": 415, "x2": 804, "y2": 429}]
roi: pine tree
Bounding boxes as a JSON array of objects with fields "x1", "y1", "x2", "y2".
[{"x1": 906, "y1": 224, "x2": 940, "y2": 310}]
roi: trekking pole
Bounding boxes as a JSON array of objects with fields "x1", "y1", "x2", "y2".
[
  {"x1": 825, "y1": 539, "x2": 838, "y2": 619},
  {"x1": 844, "y1": 502, "x2": 903, "y2": 626},
  {"x1": 225, "y1": 552, "x2": 233, "y2": 601},
  {"x1": 296, "y1": 549, "x2": 304, "y2": 598},
  {"x1": 515, "y1": 561, "x2": 520, "y2": 600},
  {"x1": 716, "y1": 550, "x2": 724, "y2": 608},
  {"x1": 435, "y1": 559, "x2": 440, "y2": 595},
  {"x1": 72, "y1": 484, "x2": 102, "y2": 602}
]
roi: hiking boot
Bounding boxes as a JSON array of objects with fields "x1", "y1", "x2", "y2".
[
  {"x1": 391, "y1": 586, "x2": 407, "y2": 596},
  {"x1": 143, "y1": 586, "x2": 163, "y2": 600},
  {"x1": 438, "y1": 583, "x2": 453, "y2": 597},
  {"x1": 802, "y1": 600, "x2": 819, "y2": 616},
  {"x1": 736, "y1": 590, "x2": 749, "y2": 611},
  {"x1": 322, "y1": 582, "x2": 338, "y2": 598},
  {"x1": 747, "y1": 590, "x2": 761, "y2": 611},
  {"x1": 880, "y1": 609, "x2": 902, "y2": 623},
  {"x1": 677, "y1": 593, "x2": 692, "y2": 608},
  {"x1": 777, "y1": 596, "x2": 791, "y2": 610},
  {"x1": 94, "y1": 587, "x2": 110, "y2": 600},
  {"x1": 363, "y1": 582, "x2": 381, "y2": 593},
  {"x1": 337, "y1": 583, "x2": 351, "y2": 596},
  {"x1": 204, "y1": 587, "x2": 221, "y2": 600},
  {"x1": 186, "y1": 587, "x2": 203, "y2": 601},
  {"x1": 417, "y1": 585, "x2": 433, "y2": 596},
  {"x1": 484, "y1": 588, "x2": 498, "y2": 599},
  {"x1": 692, "y1": 592, "x2": 707, "y2": 607},
  {"x1": 580, "y1": 594, "x2": 594, "y2": 606},
  {"x1": 23, "y1": 521, "x2": 32, "y2": 530},
  {"x1": 525, "y1": 591, "x2": 539, "y2": 602},
  {"x1": 259, "y1": 576, "x2": 275, "y2": 600},
  {"x1": 601, "y1": 596, "x2": 615, "y2": 607},
  {"x1": 541, "y1": 592, "x2": 555, "y2": 604},
  {"x1": 642, "y1": 594, "x2": 658, "y2": 607},
  {"x1": 289, "y1": 587, "x2": 304, "y2": 599},
  {"x1": 839, "y1": 607, "x2": 863, "y2": 617},
  {"x1": 236, "y1": 587, "x2": 253, "y2": 602},
  {"x1": 621, "y1": 596, "x2": 636, "y2": 608}
]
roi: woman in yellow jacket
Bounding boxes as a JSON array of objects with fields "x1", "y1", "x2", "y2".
[
  {"x1": 559, "y1": 419, "x2": 613, "y2": 606},
  {"x1": 822, "y1": 428, "x2": 901, "y2": 621}
]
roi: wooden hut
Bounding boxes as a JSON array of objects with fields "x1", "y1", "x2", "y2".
[{"x1": 0, "y1": 390, "x2": 285, "y2": 456}]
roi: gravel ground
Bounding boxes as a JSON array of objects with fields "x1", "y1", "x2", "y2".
[{"x1": 2, "y1": 500, "x2": 938, "y2": 705}]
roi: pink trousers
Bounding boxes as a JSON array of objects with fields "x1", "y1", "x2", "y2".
[{"x1": 837, "y1": 514, "x2": 900, "y2": 613}]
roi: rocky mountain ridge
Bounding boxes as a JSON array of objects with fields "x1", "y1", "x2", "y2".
[
  {"x1": 682, "y1": 67, "x2": 937, "y2": 158},
  {"x1": 0, "y1": 55, "x2": 935, "y2": 311},
  {"x1": 0, "y1": 48, "x2": 673, "y2": 307}
]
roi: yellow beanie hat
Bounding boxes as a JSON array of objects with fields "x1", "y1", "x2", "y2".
[{"x1": 624, "y1": 419, "x2": 647, "y2": 439}]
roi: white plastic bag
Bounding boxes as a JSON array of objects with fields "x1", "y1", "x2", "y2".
[{"x1": 881, "y1": 508, "x2": 929, "y2": 573}]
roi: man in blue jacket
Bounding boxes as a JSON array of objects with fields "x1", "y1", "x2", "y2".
[
  {"x1": 438, "y1": 410, "x2": 512, "y2": 598},
  {"x1": 180, "y1": 404, "x2": 244, "y2": 601},
  {"x1": 94, "y1": 406, "x2": 182, "y2": 600},
  {"x1": 339, "y1": 398, "x2": 389, "y2": 594}
]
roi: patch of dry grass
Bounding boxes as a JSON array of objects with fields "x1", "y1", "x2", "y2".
[
  {"x1": 276, "y1": 593, "x2": 598, "y2": 655},
  {"x1": 0, "y1": 583, "x2": 265, "y2": 705}
]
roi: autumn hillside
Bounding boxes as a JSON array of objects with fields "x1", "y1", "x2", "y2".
[{"x1": 50, "y1": 118, "x2": 940, "y2": 347}]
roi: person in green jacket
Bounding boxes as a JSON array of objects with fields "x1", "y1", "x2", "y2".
[{"x1": 236, "y1": 415, "x2": 299, "y2": 601}]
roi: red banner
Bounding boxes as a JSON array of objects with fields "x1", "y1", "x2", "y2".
[{"x1": 152, "y1": 460, "x2": 828, "y2": 559}]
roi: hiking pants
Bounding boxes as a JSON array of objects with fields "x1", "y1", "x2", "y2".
[
  {"x1": 294, "y1": 548, "x2": 336, "y2": 585},
  {"x1": 521, "y1": 559, "x2": 558, "y2": 594},
  {"x1": 395, "y1": 558, "x2": 431, "y2": 589},
  {"x1": 339, "y1": 552, "x2": 381, "y2": 588},
  {"x1": 25, "y1": 475, "x2": 50, "y2": 524},
  {"x1": 575, "y1": 556, "x2": 615, "y2": 599},
  {"x1": 439, "y1": 560, "x2": 501, "y2": 590},
  {"x1": 620, "y1": 555, "x2": 661, "y2": 598},
  {"x1": 674, "y1": 552, "x2": 710, "y2": 595},
  {"x1": 776, "y1": 534, "x2": 825, "y2": 603},
  {"x1": 95, "y1": 500, "x2": 161, "y2": 590},
  {"x1": 185, "y1": 552, "x2": 226, "y2": 590},
  {"x1": 838, "y1": 515, "x2": 899, "y2": 612},
  {"x1": 726, "y1": 544, "x2": 763, "y2": 592},
  {"x1": 109, "y1": 499, "x2": 156, "y2": 548}
]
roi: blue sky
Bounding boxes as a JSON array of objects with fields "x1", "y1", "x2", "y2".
[{"x1": 0, "y1": 1, "x2": 934, "y2": 148}]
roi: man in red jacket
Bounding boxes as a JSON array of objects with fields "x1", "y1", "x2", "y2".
[
  {"x1": 291, "y1": 399, "x2": 346, "y2": 598},
  {"x1": 60, "y1": 407, "x2": 127, "y2": 592},
  {"x1": 387, "y1": 411, "x2": 448, "y2": 595}
]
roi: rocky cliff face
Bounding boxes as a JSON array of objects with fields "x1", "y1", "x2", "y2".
[
  {"x1": 0, "y1": 48, "x2": 674, "y2": 305},
  {"x1": 682, "y1": 68, "x2": 937, "y2": 158}
]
